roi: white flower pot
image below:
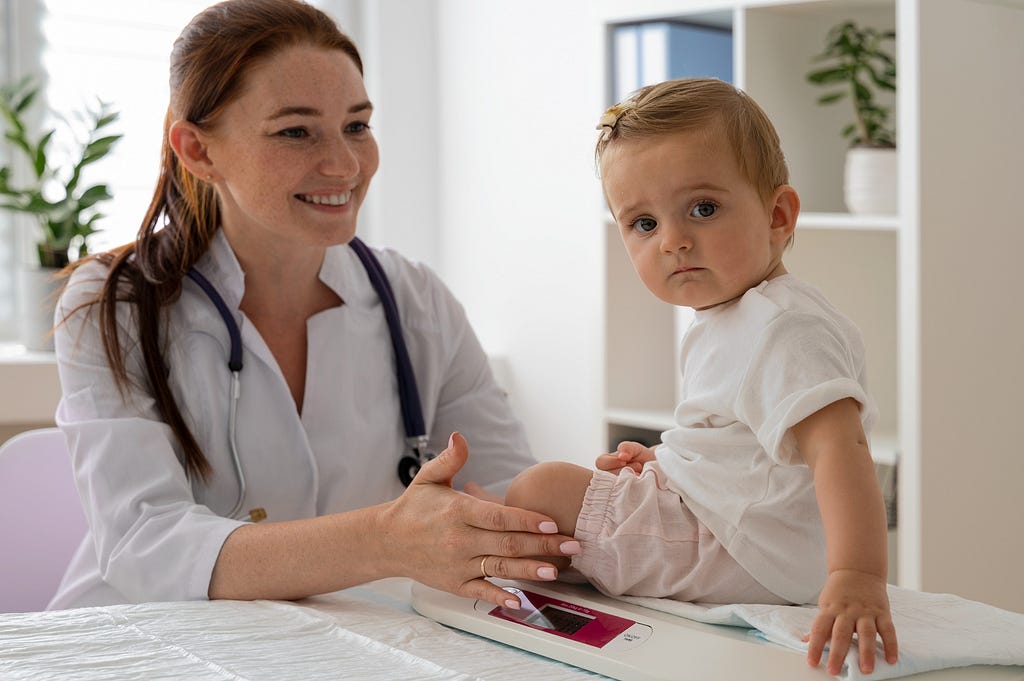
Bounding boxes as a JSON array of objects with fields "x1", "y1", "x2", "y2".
[
  {"x1": 844, "y1": 146, "x2": 898, "y2": 215},
  {"x1": 16, "y1": 266, "x2": 63, "y2": 352}
]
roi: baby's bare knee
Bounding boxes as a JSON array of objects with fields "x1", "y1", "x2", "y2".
[{"x1": 506, "y1": 461, "x2": 592, "y2": 535}]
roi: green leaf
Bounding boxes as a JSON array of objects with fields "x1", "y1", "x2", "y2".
[
  {"x1": 82, "y1": 134, "x2": 123, "y2": 159},
  {"x1": 806, "y1": 20, "x2": 897, "y2": 147},
  {"x1": 34, "y1": 129, "x2": 55, "y2": 177},
  {"x1": 77, "y1": 184, "x2": 113, "y2": 209},
  {"x1": 1, "y1": 75, "x2": 119, "y2": 256},
  {"x1": 807, "y1": 68, "x2": 849, "y2": 85},
  {"x1": 817, "y1": 92, "x2": 846, "y2": 105}
]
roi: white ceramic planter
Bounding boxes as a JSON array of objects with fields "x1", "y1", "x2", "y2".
[
  {"x1": 16, "y1": 266, "x2": 63, "y2": 352},
  {"x1": 844, "y1": 146, "x2": 898, "y2": 215}
]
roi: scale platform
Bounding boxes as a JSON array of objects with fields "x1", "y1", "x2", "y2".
[
  {"x1": 412, "y1": 578, "x2": 822, "y2": 681},
  {"x1": 411, "y1": 579, "x2": 1024, "y2": 681}
]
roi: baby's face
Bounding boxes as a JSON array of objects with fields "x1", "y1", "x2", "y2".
[{"x1": 601, "y1": 126, "x2": 788, "y2": 310}]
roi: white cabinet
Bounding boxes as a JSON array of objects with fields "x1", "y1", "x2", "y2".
[{"x1": 597, "y1": 0, "x2": 1024, "y2": 612}]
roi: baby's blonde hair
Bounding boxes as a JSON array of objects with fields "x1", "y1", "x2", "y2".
[{"x1": 596, "y1": 78, "x2": 789, "y2": 206}]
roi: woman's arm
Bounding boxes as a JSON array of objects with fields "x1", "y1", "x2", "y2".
[
  {"x1": 793, "y1": 397, "x2": 898, "y2": 676},
  {"x1": 209, "y1": 433, "x2": 579, "y2": 608}
]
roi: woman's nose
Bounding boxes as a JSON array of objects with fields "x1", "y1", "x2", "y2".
[{"x1": 319, "y1": 136, "x2": 360, "y2": 178}]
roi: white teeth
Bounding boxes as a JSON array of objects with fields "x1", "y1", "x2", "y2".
[{"x1": 299, "y1": 192, "x2": 351, "y2": 206}]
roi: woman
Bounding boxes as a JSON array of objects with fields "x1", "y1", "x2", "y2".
[{"x1": 50, "y1": 0, "x2": 577, "y2": 610}]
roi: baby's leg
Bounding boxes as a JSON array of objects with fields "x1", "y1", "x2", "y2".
[{"x1": 505, "y1": 461, "x2": 593, "y2": 571}]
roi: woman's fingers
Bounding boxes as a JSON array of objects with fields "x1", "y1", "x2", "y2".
[
  {"x1": 478, "y1": 555, "x2": 559, "y2": 582},
  {"x1": 390, "y1": 432, "x2": 581, "y2": 609},
  {"x1": 462, "y1": 481, "x2": 503, "y2": 504},
  {"x1": 412, "y1": 431, "x2": 469, "y2": 489}
]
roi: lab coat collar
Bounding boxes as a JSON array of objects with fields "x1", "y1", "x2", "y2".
[
  {"x1": 319, "y1": 241, "x2": 379, "y2": 311},
  {"x1": 193, "y1": 229, "x2": 247, "y2": 310},
  {"x1": 193, "y1": 230, "x2": 378, "y2": 313}
]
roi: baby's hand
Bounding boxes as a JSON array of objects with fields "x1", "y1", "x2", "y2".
[
  {"x1": 804, "y1": 569, "x2": 898, "y2": 676},
  {"x1": 594, "y1": 441, "x2": 656, "y2": 475}
]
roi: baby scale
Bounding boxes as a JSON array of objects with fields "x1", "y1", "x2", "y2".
[
  {"x1": 413, "y1": 579, "x2": 1024, "y2": 681},
  {"x1": 411, "y1": 578, "x2": 827, "y2": 681}
]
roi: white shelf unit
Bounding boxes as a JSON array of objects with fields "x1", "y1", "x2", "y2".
[{"x1": 599, "y1": 0, "x2": 1024, "y2": 612}]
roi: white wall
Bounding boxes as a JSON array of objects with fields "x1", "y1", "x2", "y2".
[
  {"x1": 320, "y1": 0, "x2": 607, "y2": 464},
  {"x1": 435, "y1": 1, "x2": 606, "y2": 464},
  {"x1": 348, "y1": 0, "x2": 441, "y2": 269},
  {"x1": 911, "y1": 0, "x2": 1024, "y2": 611}
]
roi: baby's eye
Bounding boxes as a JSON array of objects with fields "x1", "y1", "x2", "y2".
[
  {"x1": 689, "y1": 201, "x2": 718, "y2": 218},
  {"x1": 277, "y1": 127, "x2": 309, "y2": 139},
  {"x1": 631, "y1": 217, "x2": 657, "y2": 234}
]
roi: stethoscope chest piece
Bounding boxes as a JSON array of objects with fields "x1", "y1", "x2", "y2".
[
  {"x1": 397, "y1": 456, "x2": 421, "y2": 487},
  {"x1": 399, "y1": 435, "x2": 435, "y2": 487}
]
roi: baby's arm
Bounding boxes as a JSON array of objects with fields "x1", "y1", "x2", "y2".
[
  {"x1": 792, "y1": 397, "x2": 898, "y2": 676},
  {"x1": 595, "y1": 441, "x2": 656, "y2": 475}
]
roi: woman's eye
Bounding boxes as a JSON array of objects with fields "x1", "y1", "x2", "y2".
[
  {"x1": 631, "y1": 217, "x2": 657, "y2": 234},
  {"x1": 346, "y1": 121, "x2": 372, "y2": 134},
  {"x1": 277, "y1": 127, "x2": 308, "y2": 139},
  {"x1": 690, "y1": 201, "x2": 718, "y2": 218}
]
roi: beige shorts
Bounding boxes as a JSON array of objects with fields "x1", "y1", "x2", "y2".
[{"x1": 569, "y1": 462, "x2": 788, "y2": 605}]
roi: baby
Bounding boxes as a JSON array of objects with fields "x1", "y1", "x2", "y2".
[{"x1": 505, "y1": 78, "x2": 898, "y2": 676}]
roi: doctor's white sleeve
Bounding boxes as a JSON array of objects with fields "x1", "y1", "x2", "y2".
[{"x1": 53, "y1": 265, "x2": 245, "y2": 603}]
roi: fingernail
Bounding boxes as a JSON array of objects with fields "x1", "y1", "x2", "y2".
[
  {"x1": 560, "y1": 540, "x2": 581, "y2": 555},
  {"x1": 537, "y1": 567, "x2": 556, "y2": 580},
  {"x1": 538, "y1": 521, "x2": 558, "y2": 534},
  {"x1": 504, "y1": 599, "x2": 520, "y2": 610},
  {"x1": 448, "y1": 433, "x2": 455, "y2": 448}
]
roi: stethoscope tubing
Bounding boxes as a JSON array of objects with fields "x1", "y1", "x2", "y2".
[{"x1": 185, "y1": 237, "x2": 430, "y2": 520}]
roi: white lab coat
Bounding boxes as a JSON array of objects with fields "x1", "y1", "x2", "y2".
[{"x1": 49, "y1": 231, "x2": 535, "y2": 609}]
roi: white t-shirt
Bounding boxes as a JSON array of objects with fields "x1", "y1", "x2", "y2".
[
  {"x1": 50, "y1": 231, "x2": 534, "y2": 609},
  {"x1": 657, "y1": 274, "x2": 876, "y2": 604}
]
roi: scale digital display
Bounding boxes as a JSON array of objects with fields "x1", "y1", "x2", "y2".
[
  {"x1": 526, "y1": 603, "x2": 593, "y2": 635},
  {"x1": 485, "y1": 586, "x2": 648, "y2": 649}
]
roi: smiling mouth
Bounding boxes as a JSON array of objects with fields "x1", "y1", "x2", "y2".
[{"x1": 297, "y1": 191, "x2": 352, "y2": 206}]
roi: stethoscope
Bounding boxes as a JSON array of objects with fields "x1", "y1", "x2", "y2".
[{"x1": 185, "y1": 237, "x2": 433, "y2": 521}]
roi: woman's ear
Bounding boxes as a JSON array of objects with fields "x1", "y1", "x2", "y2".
[
  {"x1": 168, "y1": 119, "x2": 216, "y2": 182},
  {"x1": 768, "y1": 185, "x2": 800, "y2": 245}
]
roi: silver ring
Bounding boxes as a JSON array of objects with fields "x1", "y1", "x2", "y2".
[{"x1": 480, "y1": 556, "x2": 491, "y2": 579}]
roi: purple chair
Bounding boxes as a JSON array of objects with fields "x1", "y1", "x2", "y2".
[{"x1": 0, "y1": 427, "x2": 87, "y2": 612}]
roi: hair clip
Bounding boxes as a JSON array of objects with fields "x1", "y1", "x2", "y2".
[{"x1": 595, "y1": 101, "x2": 633, "y2": 142}]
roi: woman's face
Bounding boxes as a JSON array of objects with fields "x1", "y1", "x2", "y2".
[{"x1": 202, "y1": 44, "x2": 378, "y2": 254}]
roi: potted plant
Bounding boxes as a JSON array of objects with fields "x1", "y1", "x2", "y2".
[
  {"x1": 807, "y1": 20, "x2": 897, "y2": 215},
  {"x1": 0, "y1": 76, "x2": 121, "y2": 349}
]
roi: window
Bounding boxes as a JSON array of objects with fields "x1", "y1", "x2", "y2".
[
  {"x1": 0, "y1": 0, "x2": 212, "y2": 343},
  {"x1": 1, "y1": 1, "x2": 349, "y2": 345}
]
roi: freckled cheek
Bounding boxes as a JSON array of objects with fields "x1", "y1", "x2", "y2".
[{"x1": 360, "y1": 142, "x2": 381, "y2": 179}]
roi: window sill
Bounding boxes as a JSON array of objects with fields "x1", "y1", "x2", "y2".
[{"x1": 0, "y1": 343, "x2": 60, "y2": 425}]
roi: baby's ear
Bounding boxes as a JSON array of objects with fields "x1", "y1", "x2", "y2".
[{"x1": 769, "y1": 185, "x2": 800, "y2": 244}]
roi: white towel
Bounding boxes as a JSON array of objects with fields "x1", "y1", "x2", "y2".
[{"x1": 618, "y1": 585, "x2": 1024, "y2": 680}]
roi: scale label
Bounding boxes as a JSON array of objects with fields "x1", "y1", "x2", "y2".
[{"x1": 487, "y1": 587, "x2": 640, "y2": 648}]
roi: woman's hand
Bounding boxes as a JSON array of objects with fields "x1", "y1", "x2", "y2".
[
  {"x1": 595, "y1": 441, "x2": 656, "y2": 475},
  {"x1": 804, "y1": 568, "x2": 898, "y2": 676},
  {"x1": 462, "y1": 481, "x2": 503, "y2": 504},
  {"x1": 379, "y1": 433, "x2": 580, "y2": 609}
]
